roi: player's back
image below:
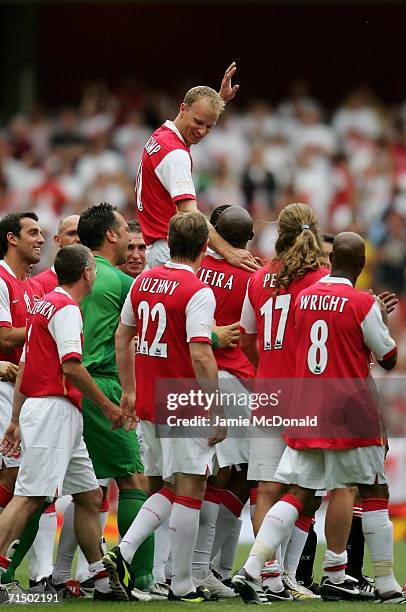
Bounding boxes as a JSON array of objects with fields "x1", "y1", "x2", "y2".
[
  {"x1": 22, "y1": 288, "x2": 82, "y2": 409},
  {"x1": 81, "y1": 255, "x2": 133, "y2": 377},
  {"x1": 244, "y1": 262, "x2": 328, "y2": 378},
  {"x1": 199, "y1": 252, "x2": 254, "y2": 378},
  {"x1": 295, "y1": 277, "x2": 382, "y2": 379},
  {"x1": 130, "y1": 262, "x2": 213, "y2": 421}
]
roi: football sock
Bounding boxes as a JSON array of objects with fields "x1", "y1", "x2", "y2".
[
  {"x1": 261, "y1": 560, "x2": 285, "y2": 592},
  {"x1": 346, "y1": 504, "x2": 364, "y2": 580},
  {"x1": 76, "y1": 509, "x2": 108, "y2": 583},
  {"x1": 362, "y1": 498, "x2": 401, "y2": 595},
  {"x1": 117, "y1": 489, "x2": 157, "y2": 590},
  {"x1": 153, "y1": 520, "x2": 171, "y2": 583},
  {"x1": 249, "y1": 487, "x2": 257, "y2": 521},
  {"x1": 323, "y1": 549, "x2": 347, "y2": 583},
  {"x1": 1, "y1": 500, "x2": 50, "y2": 584},
  {"x1": 192, "y1": 487, "x2": 222, "y2": 580},
  {"x1": 218, "y1": 517, "x2": 242, "y2": 578},
  {"x1": 244, "y1": 494, "x2": 303, "y2": 580},
  {"x1": 28, "y1": 503, "x2": 57, "y2": 582},
  {"x1": 89, "y1": 560, "x2": 110, "y2": 593},
  {"x1": 284, "y1": 515, "x2": 313, "y2": 578},
  {"x1": 52, "y1": 501, "x2": 76, "y2": 584},
  {"x1": 170, "y1": 496, "x2": 202, "y2": 596},
  {"x1": 296, "y1": 520, "x2": 317, "y2": 585}
]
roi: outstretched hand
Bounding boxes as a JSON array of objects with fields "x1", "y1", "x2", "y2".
[{"x1": 219, "y1": 62, "x2": 239, "y2": 103}]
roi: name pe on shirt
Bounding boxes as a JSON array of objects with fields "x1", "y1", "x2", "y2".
[
  {"x1": 138, "y1": 277, "x2": 180, "y2": 296},
  {"x1": 299, "y1": 294, "x2": 349, "y2": 313},
  {"x1": 262, "y1": 272, "x2": 277, "y2": 288},
  {"x1": 198, "y1": 268, "x2": 234, "y2": 290}
]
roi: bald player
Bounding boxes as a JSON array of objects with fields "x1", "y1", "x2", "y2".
[
  {"x1": 233, "y1": 231, "x2": 402, "y2": 604},
  {"x1": 30, "y1": 215, "x2": 80, "y2": 297},
  {"x1": 193, "y1": 207, "x2": 255, "y2": 597}
]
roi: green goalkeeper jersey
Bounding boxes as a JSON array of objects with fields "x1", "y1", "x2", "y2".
[{"x1": 81, "y1": 255, "x2": 133, "y2": 377}]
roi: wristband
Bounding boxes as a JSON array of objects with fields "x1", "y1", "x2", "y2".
[{"x1": 211, "y1": 331, "x2": 219, "y2": 349}]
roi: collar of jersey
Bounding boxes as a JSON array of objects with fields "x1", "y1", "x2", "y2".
[
  {"x1": 0, "y1": 260, "x2": 17, "y2": 278},
  {"x1": 54, "y1": 286, "x2": 71, "y2": 297},
  {"x1": 165, "y1": 261, "x2": 195, "y2": 274},
  {"x1": 206, "y1": 247, "x2": 224, "y2": 260},
  {"x1": 319, "y1": 275, "x2": 353, "y2": 287},
  {"x1": 164, "y1": 120, "x2": 188, "y2": 147}
]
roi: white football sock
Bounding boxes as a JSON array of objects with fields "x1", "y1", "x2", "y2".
[
  {"x1": 261, "y1": 560, "x2": 284, "y2": 592},
  {"x1": 192, "y1": 500, "x2": 220, "y2": 580},
  {"x1": 52, "y1": 501, "x2": 76, "y2": 584},
  {"x1": 211, "y1": 504, "x2": 239, "y2": 561},
  {"x1": 89, "y1": 560, "x2": 110, "y2": 593},
  {"x1": 217, "y1": 518, "x2": 242, "y2": 578},
  {"x1": 323, "y1": 549, "x2": 347, "y2": 583},
  {"x1": 362, "y1": 504, "x2": 401, "y2": 595},
  {"x1": 284, "y1": 522, "x2": 311, "y2": 577},
  {"x1": 170, "y1": 497, "x2": 201, "y2": 596},
  {"x1": 28, "y1": 510, "x2": 57, "y2": 581},
  {"x1": 153, "y1": 520, "x2": 170, "y2": 584},
  {"x1": 120, "y1": 488, "x2": 173, "y2": 565},
  {"x1": 76, "y1": 511, "x2": 109, "y2": 583},
  {"x1": 244, "y1": 496, "x2": 301, "y2": 580}
]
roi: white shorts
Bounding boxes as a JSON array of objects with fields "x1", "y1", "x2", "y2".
[
  {"x1": 0, "y1": 381, "x2": 21, "y2": 468},
  {"x1": 146, "y1": 240, "x2": 170, "y2": 269},
  {"x1": 274, "y1": 445, "x2": 387, "y2": 491},
  {"x1": 140, "y1": 420, "x2": 217, "y2": 482},
  {"x1": 247, "y1": 426, "x2": 286, "y2": 481},
  {"x1": 215, "y1": 371, "x2": 250, "y2": 468},
  {"x1": 15, "y1": 397, "x2": 99, "y2": 498}
]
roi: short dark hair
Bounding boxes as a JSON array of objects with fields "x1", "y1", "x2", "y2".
[
  {"x1": 209, "y1": 205, "x2": 231, "y2": 228},
  {"x1": 128, "y1": 220, "x2": 141, "y2": 234},
  {"x1": 54, "y1": 244, "x2": 93, "y2": 285},
  {"x1": 77, "y1": 202, "x2": 118, "y2": 250},
  {"x1": 0, "y1": 211, "x2": 39, "y2": 258},
  {"x1": 168, "y1": 212, "x2": 209, "y2": 261}
]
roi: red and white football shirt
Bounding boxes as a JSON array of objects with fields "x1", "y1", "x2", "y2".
[
  {"x1": 135, "y1": 121, "x2": 196, "y2": 245},
  {"x1": 120, "y1": 262, "x2": 215, "y2": 422},
  {"x1": 240, "y1": 262, "x2": 329, "y2": 378},
  {"x1": 0, "y1": 261, "x2": 35, "y2": 365},
  {"x1": 29, "y1": 266, "x2": 57, "y2": 298},
  {"x1": 21, "y1": 287, "x2": 83, "y2": 410},
  {"x1": 198, "y1": 251, "x2": 254, "y2": 379},
  {"x1": 285, "y1": 276, "x2": 397, "y2": 450}
]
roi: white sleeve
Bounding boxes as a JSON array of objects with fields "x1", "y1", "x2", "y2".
[
  {"x1": 0, "y1": 278, "x2": 11, "y2": 326},
  {"x1": 361, "y1": 301, "x2": 396, "y2": 361},
  {"x1": 186, "y1": 288, "x2": 215, "y2": 343},
  {"x1": 48, "y1": 305, "x2": 83, "y2": 362},
  {"x1": 240, "y1": 282, "x2": 257, "y2": 333},
  {"x1": 154, "y1": 149, "x2": 196, "y2": 201},
  {"x1": 120, "y1": 287, "x2": 136, "y2": 327}
]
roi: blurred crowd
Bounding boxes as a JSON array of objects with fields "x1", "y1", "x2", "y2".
[{"x1": 1, "y1": 80, "x2": 406, "y2": 372}]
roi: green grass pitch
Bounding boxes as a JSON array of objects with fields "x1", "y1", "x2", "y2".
[{"x1": 11, "y1": 541, "x2": 406, "y2": 609}]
